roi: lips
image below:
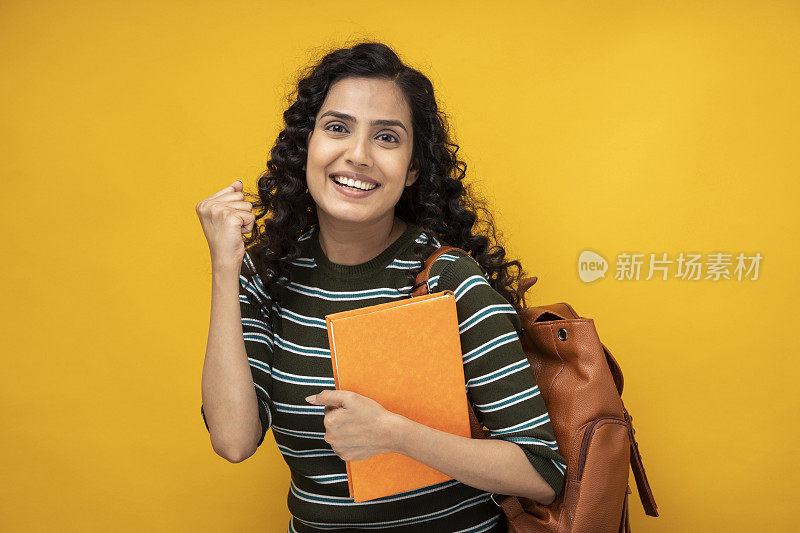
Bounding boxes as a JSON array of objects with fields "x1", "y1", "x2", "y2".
[
  {"x1": 328, "y1": 171, "x2": 380, "y2": 186},
  {"x1": 329, "y1": 174, "x2": 381, "y2": 191},
  {"x1": 329, "y1": 174, "x2": 382, "y2": 197}
]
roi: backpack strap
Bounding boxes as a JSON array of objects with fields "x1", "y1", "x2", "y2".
[
  {"x1": 412, "y1": 245, "x2": 465, "y2": 297},
  {"x1": 623, "y1": 404, "x2": 660, "y2": 517},
  {"x1": 412, "y1": 244, "x2": 487, "y2": 440}
]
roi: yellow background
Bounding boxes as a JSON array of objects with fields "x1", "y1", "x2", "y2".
[{"x1": 2, "y1": 1, "x2": 798, "y2": 531}]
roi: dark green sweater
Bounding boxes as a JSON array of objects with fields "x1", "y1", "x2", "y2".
[{"x1": 201, "y1": 222, "x2": 566, "y2": 532}]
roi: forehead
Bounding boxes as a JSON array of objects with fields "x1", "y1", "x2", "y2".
[{"x1": 318, "y1": 77, "x2": 411, "y2": 123}]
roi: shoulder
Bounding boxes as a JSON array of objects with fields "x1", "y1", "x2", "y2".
[
  {"x1": 427, "y1": 248, "x2": 523, "y2": 334},
  {"x1": 239, "y1": 249, "x2": 272, "y2": 312},
  {"x1": 427, "y1": 248, "x2": 490, "y2": 294}
]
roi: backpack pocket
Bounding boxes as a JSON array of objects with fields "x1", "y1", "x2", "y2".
[{"x1": 567, "y1": 417, "x2": 631, "y2": 532}]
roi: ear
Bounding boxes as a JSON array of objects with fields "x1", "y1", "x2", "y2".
[{"x1": 405, "y1": 159, "x2": 419, "y2": 187}]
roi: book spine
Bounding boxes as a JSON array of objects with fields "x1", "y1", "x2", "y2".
[{"x1": 326, "y1": 316, "x2": 354, "y2": 498}]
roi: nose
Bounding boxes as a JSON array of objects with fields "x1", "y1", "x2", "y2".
[{"x1": 344, "y1": 131, "x2": 373, "y2": 168}]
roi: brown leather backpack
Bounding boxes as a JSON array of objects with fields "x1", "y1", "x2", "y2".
[{"x1": 412, "y1": 246, "x2": 659, "y2": 533}]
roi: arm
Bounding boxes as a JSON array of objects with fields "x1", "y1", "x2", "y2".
[
  {"x1": 388, "y1": 414, "x2": 556, "y2": 504},
  {"x1": 200, "y1": 262, "x2": 265, "y2": 462},
  {"x1": 421, "y1": 250, "x2": 567, "y2": 501}
]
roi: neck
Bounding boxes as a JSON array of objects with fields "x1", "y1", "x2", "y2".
[{"x1": 317, "y1": 213, "x2": 406, "y2": 266}]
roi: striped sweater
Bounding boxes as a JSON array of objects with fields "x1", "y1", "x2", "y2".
[{"x1": 201, "y1": 222, "x2": 566, "y2": 532}]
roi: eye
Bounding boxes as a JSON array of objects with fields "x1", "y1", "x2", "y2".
[
  {"x1": 377, "y1": 132, "x2": 399, "y2": 143},
  {"x1": 324, "y1": 122, "x2": 347, "y2": 133}
]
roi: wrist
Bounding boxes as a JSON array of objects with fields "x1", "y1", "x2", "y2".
[
  {"x1": 383, "y1": 412, "x2": 414, "y2": 454},
  {"x1": 212, "y1": 261, "x2": 241, "y2": 281}
]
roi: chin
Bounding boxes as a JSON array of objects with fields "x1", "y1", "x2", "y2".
[{"x1": 318, "y1": 205, "x2": 376, "y2": 225}]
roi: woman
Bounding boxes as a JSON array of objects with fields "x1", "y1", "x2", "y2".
[{"x1": 197, "y1": 41, "x2": 566, "y2": 532}]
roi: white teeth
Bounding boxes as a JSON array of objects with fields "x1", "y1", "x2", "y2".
[{"x1": 331, "y1": 175, "x2": 377, "y2": 191}]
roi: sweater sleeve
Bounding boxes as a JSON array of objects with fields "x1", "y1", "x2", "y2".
[
  {"x1": 200, "y1": 250, "x2": 277, "y2": 449},
  {"x1": 428, "y1": 250, "x2": 567, "y2": 499}
]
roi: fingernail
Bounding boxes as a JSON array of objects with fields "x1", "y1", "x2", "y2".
[{"x1": 305, "y1": 395, "x2": 316, "y2": 403}]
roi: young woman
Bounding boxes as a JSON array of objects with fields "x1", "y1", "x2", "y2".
[{"x1": 197, "y1": 41, "x2": 566, "y2": 533}]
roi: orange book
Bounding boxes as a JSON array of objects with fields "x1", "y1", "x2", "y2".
[{"x1": 324, "y1": 290, "x2": 472, "y2": 503}]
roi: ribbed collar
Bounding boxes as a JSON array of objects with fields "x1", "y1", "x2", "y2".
[{"x1": 309, "y1": 221, "x2": 421, "y2": 279}]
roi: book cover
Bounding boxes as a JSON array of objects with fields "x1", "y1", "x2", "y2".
[{"x1": 324, "y1": 290, "x2": 472, "y2": 502}]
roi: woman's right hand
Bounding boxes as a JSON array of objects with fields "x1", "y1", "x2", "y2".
[{"x1": 195, "y1": 179, "x2": 255, "y2": 270}]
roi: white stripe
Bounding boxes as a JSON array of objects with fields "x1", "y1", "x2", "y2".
[
  {"x1": 289, "y1": 478, "x2": 464, "y2": 506},
  {"x1": 474, "y1": 385, "x2": 540, "y2": 412},
  {"x1": 466, "y1": 360, "x2": 530, "y2": 388},
  {"x1": 453, "y1": 515, "x2": 502, "y2": 533},
  {"x1": 462, "y1": 331, "x2": 519, "y2": 364},
  {"x1": 458, "y1": 304, "x2": 517, "y2": 334},
  {"x1": 286, "y1": 282, "x2": 412, "y2": 301},
  {"x1": 453, "y1": 275, "x2": 492, "y2": 302},
  {"x1": 489, "y1": 413, "x2": 551, "y2": 435}
]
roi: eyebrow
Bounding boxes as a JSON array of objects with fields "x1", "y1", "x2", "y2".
[{"x1": 318, "y1": 110, "x2": 408, "y2": 134}]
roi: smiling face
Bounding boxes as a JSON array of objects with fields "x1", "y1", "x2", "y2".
[{"x1": 305, "y1": 77, "x2": 418, "y2": 227}]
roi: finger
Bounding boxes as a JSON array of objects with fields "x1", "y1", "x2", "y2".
[
  {"x1": 313, "y1": 390, "x2": 348, "y2": 408},
  {"x1": 240, "y1": 211, "x2": 256, "y2": 234},
  {"x1": 212, "y1": 205, "x2": 252, "y2": 226},
  {"x1": 220, "y1": 201, "x2": 253, "y2": 211},
  {"x1": 212, "y1": 190, "x2": 247, "y2": 203},
  {"x1": 207, "y1": 179, "x2": 243, "y2": 200}
]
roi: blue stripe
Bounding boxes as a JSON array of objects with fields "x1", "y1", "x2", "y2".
[
  {"x1": 458, "y1": 303, "x2": 517, "y2": 334},
  {"x1": 467, "y1": 360, "x2": 530, "y2": 388},
  {"x1": 291, "y1": 257, "x2": 316, "y2": 268},
  {"x1": 453, "y1": 275, "x2": 492, "y2": 302},
  {"x1": 273, "y1": 333, "x2": 330, "y2": 358},
  {"x1": 551, "y1": 459, "x2": 567, "y2": 474},
  {"x1": 286, "y1": 282, "x2": 412, "y2": 301},
  {"x1": 257, "y1": 395, "x2": 272, "y2": 431},
  {"x1": 275, "y1": 306, "x2": 327, "y2": 329},
  {"x1": 272, "y1": 425, "x2": 325, "y2": 439},
  {"x1": 242, "y1": 252, "x2": 272, "y2": 301},
  {"x1": 474, "y1": 385, "x2": 540, "y2": 413},
  {"x1": 271, "y1": 367, "x2": 335, "y2": 387},
  {"x1": 415, "y1": 233, "x2": 442, "y2": 248},
  {"x1": 387, "y1": 259, "x2": 423, "y2": 269},
  {"x1": 274, "y1": 401, "x2": 325, "y2": 415},
  {"x1": 298, "y1": 227, "x2": 315, "y2": 241},
  {"x1": 307, "y1": 473, "x2": 349, "y2": 484},
  {"x1": 278, "y1": 444, "x2": 338, "y2": 458},
  {"x1": 244, "y1": 331, "x2": 274, "y2": 351},
  {"x1": 488, "y1": 413, "x2": 552, "y2": 435},
  {"x1": 292, "y1": 492, "x2": 493, "y2": 529},
  {"x1": 462, "y1": 331, "x2": 519, "y2": 364},
  {"x1": 248, "y1": 358, "x2": 271, "y2": 375},
  {"x1": 242, "y1": 317, "x2": 271, "y2": 332},
  {"x1": 454, "y1": 515, "x2": 502, "y2": 533},
  {"x1": 503, "y1": 436, "x2": 559, "y2": 451},
  {"x1": 290, "y1": 478, "x2": 464, "y2": 507},
  {"x1": 239, "y1": 283, "x2": 264, "y2": 307}
]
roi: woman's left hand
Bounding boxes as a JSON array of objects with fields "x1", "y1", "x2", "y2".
[{"x1": 305, "y1": 390, "x2": 400, "y2": 461}]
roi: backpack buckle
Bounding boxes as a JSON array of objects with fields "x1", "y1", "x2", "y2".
[{"x1": 490, "y1": 493, "x2": 504, "y2": 507}]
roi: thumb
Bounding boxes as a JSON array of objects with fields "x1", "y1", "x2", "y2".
[{"x1": 306, "y1": 389, "x2": 348, "y2": 407}]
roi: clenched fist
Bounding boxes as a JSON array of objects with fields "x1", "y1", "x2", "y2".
[{"x1": 195, "y1": 179, "x2": 255, "y2": 270}]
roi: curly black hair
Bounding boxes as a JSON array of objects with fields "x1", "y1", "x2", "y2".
[{"x1": 241, "y1": 40, "x2": 532, "y2": 319}]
